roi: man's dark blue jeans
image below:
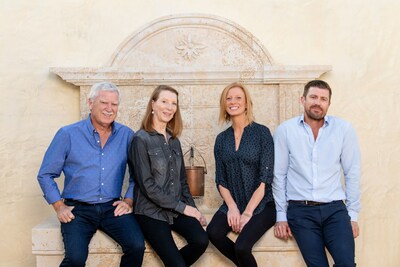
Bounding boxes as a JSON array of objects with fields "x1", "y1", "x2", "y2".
[
  {"x1": 287, "y1": 200, "x2": 356, "y2": 267},
  {"x1": 60, "y1": 200, "x2": 145, "y2": 267}
]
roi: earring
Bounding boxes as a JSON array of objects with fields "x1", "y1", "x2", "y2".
[{"x1": 151, "y1": 110, "x2": 154, "y2": 114}]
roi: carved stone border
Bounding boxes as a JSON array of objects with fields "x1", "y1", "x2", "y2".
[{"x1": 50, "y1": 65, "x2": 330, "y2": 86}]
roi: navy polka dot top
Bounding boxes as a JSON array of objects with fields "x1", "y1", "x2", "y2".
[{"x1": 214, "y1": 122, "x2": 274, "y2": 215}]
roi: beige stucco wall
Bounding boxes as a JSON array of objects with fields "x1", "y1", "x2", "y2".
[{"x1": 1, "y1": 1, "x2": 399, "y2": 266}]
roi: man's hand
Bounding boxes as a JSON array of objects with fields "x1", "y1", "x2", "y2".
[
  {"x1": 274, "y1": 221, "x2": 293, "y2": 240},
  {"x1": 113, "y1": 199, "x2": 133, "y2": 216},
  {"x1": 351, "y1": 221, "x2": 359, "y2": 238},
  {"x1": 52, "y1": 200, "x2": 75, "y2": 223}
]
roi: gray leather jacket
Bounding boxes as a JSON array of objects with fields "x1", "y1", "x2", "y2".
[{"x1": 128, "y1": 129, "x2": 196, "y2": 224}]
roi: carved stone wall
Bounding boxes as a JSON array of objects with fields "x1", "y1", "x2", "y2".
[{"x1": 51, "y1": 14, "x2": 330, "y2": 210}]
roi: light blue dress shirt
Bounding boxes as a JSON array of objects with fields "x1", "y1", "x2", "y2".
[
  {"x1": 272, "y1": 115, "x2": 361, "y2": 222},
  {"x1": 37, "y1": 115, "x2": 134, "y2": 204}
]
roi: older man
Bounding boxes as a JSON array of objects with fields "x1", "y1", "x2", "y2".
[
  {"x1": 37, "y1": 82, "x2": 144, "y2": 267},
  {"x1": 272, "y1": 80, "x2": 361, "y2": 267}
]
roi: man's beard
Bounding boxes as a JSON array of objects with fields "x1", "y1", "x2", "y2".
[{"x1": 305, "y1": 105, "x2": 325, "y2": 121}]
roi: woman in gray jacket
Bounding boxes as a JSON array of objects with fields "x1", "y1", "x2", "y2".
[{"x1": 128, "y1": 85, "x2": 208, "y2": 267}]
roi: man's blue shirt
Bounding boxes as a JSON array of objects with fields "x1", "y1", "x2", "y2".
[
  {"x1": 272, "y1": 115, "x2": 361, "y2": 222},
  {"x1": 37, "y1": 115, "x2": 134, "y2": 204}
]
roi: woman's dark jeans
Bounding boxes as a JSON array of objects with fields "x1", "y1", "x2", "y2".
[
  {"x1": 136, "y1": 213, "x2": 209, "y2": 267},
  {"x1": 207, "y1": 203, "x2": 276, "y2": 267}
]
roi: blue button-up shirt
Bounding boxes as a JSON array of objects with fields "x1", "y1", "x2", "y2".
[
  {"x1": 37, "y1": 115, "x2": 134, "y2": 204},
  {"x1": 272, "y1": 115, "x2": 361, "y2": 221}
]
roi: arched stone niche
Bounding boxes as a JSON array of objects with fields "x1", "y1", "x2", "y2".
[{"x1": 51, "y1": 14, "x2": 331, "y2": 210}]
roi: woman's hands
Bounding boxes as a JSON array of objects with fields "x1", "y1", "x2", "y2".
[
  {"x1": 228, "y1": 206, "x2": 252, "y2": 233},
  {"x1": 113, "y1": 199, "x2": 133, "y2": 216},
  {"x1": 239, "y1": 212, "x2": 252, "y2": 232},
  {"x1": 227, "y1": 205, "x2": 241, "y2": 233},
  {"x1": 183, "y1": 205, "x2": 208, "y2": 226}
]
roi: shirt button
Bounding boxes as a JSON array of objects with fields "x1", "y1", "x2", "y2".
[
  {"x1": 171, "y1": 182, "x2": 174, "y2": 185},
  {"x1": 102, "y1": 168, "x2": 105, "y2": 170},
  {"x1": 101, "y1": 183, "x2": 104, "y2": 186},
  {"x1": 101, "y1": 153, "x2": 104, "y2": 156},
  {"x1": 97, "y1": 140, "x2": 100, "y2": 143}
]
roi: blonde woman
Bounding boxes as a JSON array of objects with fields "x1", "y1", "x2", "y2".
[{"x1": 207, "y1": 82, "x2": 276, "y2": 267}]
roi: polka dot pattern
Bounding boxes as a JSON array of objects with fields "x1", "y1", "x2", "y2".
[{"x1": 214, "y1": 122, "x2": 274, "y2": 215}]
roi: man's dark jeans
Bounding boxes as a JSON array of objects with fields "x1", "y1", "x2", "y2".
[
  {"x1": 60, "y1": 200, "x2": 145, "y2": 267},
  {"x1": 288, "y1": 200, "x2": 356, "y2": 267}
]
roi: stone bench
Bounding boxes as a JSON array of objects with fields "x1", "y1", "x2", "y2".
[{"x1": 32, "y1": 210, "x2": 306, "y2": 267}]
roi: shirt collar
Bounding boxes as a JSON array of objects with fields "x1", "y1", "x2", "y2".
[
  {"x1": 85, "y1": 114, "x2": 118, "y2": 135},
  {"x1": 149, "y1": 129, "x2": 172, "y2": 140},
  {"x1": 298, "y1": 114, "x2": 330, "y2": 127}
]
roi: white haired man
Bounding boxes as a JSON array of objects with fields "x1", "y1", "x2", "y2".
[{"x1": 38, "y1": 82, "x2": 144, "y2": 267}]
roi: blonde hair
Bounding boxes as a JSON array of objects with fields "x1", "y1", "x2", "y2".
[
  {"x1": 218, "y1": 82, "x2": 254, "y2": 125},
  {"x1": 141, "y1": 85, "x2": 183, "y2": 138}
]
